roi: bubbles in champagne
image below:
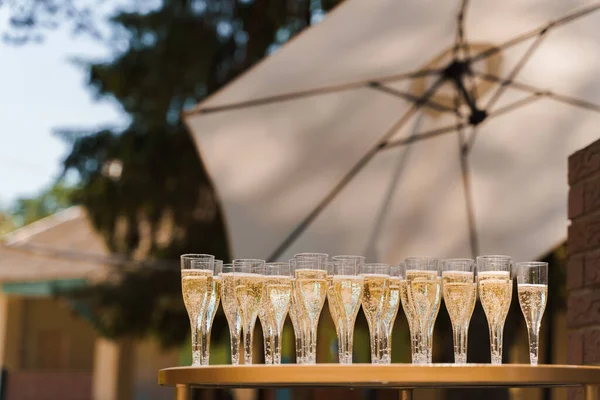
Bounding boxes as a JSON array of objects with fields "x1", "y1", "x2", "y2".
[
  {"x1": 181, "y1": 270, "x2": 212, "y2": 323},
  {"x1": 205, "y1": 276, "x2": 221, "y2": 329},
  {"x1": 382, "y1": 277, "x2": 401, "y2": 332},
  {"x1": 295, "y1": 269, "x2": 327, "y2": 323},
  {"x1": 442, "y1": 271, "x2": 476, "y2": 327},
  {"x1": 478, "y1": 271, "x2": 512, "y2": 326},
  {"x1": 235, "y1": 273, "x2": 264, "y2": 328},
  {"x1": 327, "y1": 275, "x2": 341, "y2": 333},
  {"x1": 221, "y1": 273, "x2": 241, "y2": 329},
  {"x1": 518, "y1": 284, "x2": 547, "y2": 331},
  {"x1": 330, "y1": 275, "x2": 363, "y2": 323},
  {"x1": 362, "y1": 274, "x2": 389, "y2": 324},
  {"x1": 264, "y1": 277, "x2": 292, "y2": 332}
]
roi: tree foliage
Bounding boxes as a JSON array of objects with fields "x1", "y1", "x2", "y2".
[{"x1": 4, "y1": 0, "x2": 344, "y2": 346}]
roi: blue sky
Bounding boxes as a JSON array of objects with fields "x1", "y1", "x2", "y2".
[{"x1": 0, "y1": 12, "x2": 126, "y2": 208}]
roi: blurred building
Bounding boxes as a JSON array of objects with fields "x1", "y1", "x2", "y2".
[{"x1": 0, "y1": 207, "x2": 179, "y2": 400}]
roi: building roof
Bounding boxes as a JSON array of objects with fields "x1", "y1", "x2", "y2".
[{"x1": 0, "y1": 207, "x2": 110, "y2": 283}]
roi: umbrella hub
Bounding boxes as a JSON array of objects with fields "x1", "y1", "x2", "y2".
[{"x1": 442, "y1": 59, "x2": 487, "y2": 126}]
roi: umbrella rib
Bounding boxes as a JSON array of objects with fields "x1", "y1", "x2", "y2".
[
  {"x1": 368, "y1": 82, "x2": 456, "y2": 113},
  {"x1": 453, "y1": 0, "x2": 470, "y2": 59},
  {"x1": 385, "y1": 93, "x2": 543, "y2": 152},
  {"x1": 471, "y1": 3, "x2": 600, "y2": 63},
  {"x1": 381, "y1": 123, "x2": 466, "y2": 150},
  {"x1": 465, "y1": 93, "x2": 544, "y2": 151},
  {"x1": 266, "y1": 78, "x2": 445, "y2": 261},
  {"x1": 483, "y1": 32, "x2": 546, "y2": 111},
  {"x1": 186, "y1": 69, "x2": 441, "y2": 115},
  {"x1": 475, "y1": 71, "x2": 600, "y2": 113}
]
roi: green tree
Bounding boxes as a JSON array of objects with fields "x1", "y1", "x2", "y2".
[
  {"x1": 7, "y1": 0, "x2": 344, "y2": 346},
  {"x1": 11, "y1": 180, "x2": 76, "y2": 227},
  {"x1": 0, "y1": 212, "x2": 16, "y2": 236}
]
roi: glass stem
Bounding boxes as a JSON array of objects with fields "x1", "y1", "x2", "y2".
[
  {"x1": 307, "y1": 323, "x2": 318, "y2": 364},
  {"x1": 339, "y1": 322, "x2": 354, "y2": 364},
  {"x1": 229, "y1": 326, "x2": 240, "y2": 365},
  {"x1": 190, "y1": 318, "x2": 201, "y2": 366},
  {"x1": 201, "y1": 327, "x2": 211, "y2": 365},
  {"x1": 527, "y1": 324, "x2": 540, "y2": 365},
  {"x1": 489, "y1": 323, "x2": 504, "y2": 365},
  {"x1": 367, "y1": 320, "x2": 380, "y2": 363},
  {"x1": 453, "y1": 324, "x2": 468, "y2": 364},
  {"x1": 243, "y1": 322, "x2": 254, "y2": 365},
  {"x1": 273, "y1": 328, "x2": 283, "y2": 365}
]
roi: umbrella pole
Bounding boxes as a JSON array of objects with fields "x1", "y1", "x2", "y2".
[{"x1": 399, "y1": 389, "x2": 413, "y2": 400}]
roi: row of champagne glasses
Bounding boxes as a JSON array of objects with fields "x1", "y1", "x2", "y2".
[{"x1": 180, "y1": 253, "x2": 548, "y2": 366}]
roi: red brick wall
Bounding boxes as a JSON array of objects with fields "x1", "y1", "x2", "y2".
[
  {"x1": 4, "y1": 371, "x2": 92, "y2": 400},
  {"x1": 568, "y1": 139, "x2": 600, "y2": 400}
]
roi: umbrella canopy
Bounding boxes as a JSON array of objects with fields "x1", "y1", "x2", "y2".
[{"x1": 184, "y1": 0, "x2": 600, "y2": 263}]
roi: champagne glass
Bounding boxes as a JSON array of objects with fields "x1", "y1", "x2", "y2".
[
  {"x1": 326, "y1": 262, "x2": 341, "y2": 354},
  {"x1": 398, "y1": 262, "x2": 419, "y2": 363},
  {"x1": 180, "y1": 254, "x2": 214, "y2": 366},
  {"x1": 330, "y1": 256, "x2": 364, "y2": 364},
  {"x1": 289, "y1": 259, "x2": 307, "y2": 364},
  {"x1": 220, "y1": 263, "x2": 243, "y2": 365},
  {"x1": 360, "y1": 263, "x2": 390, "y2": 364},
  {"x1": 259, "y1": 271, "x2": 274, "y2": 364},
  {"x1": 234, "y1": 259, "x2": 265, "y2": 365},
  {"x1": 405, "y1": 257, "x2": 441, "y2": 364},
  {"x1": 477, "y1": 255, "x2": 513, "y2": 365},
  {"x1": 516, "y1": 261, "x2": 548, "y2": 365},
  {"x1": 442, "y1": 258, "x2": 476, "y2": 364},
  {"x1": 263, "y1": 262, "x2": 292, "y2": 364},
  {"x1": 293, "y1": 253, "x2": 328, "y2": 364},
  {"x1": 380, "y1": 264, "x2": 401, "y2": 364},
  {"x1": 201, "y1": 259, "x2": 222, "y2": 364}
]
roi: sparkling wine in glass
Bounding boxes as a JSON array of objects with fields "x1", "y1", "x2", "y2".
[
  {"x1": 234, "y1": 259, "x2": 265, "y2": 365},
  {"x1": 326, "y1": 261, "x2": 341, "y2": 357},
  {"x1": 289, "y1": 259, "x2": 307, "y2": 364},
  {"x1": 477, "y1": 255, "x2": 512, "y2": 365},
  {"x1": 379, "y1": 264, "x2": 401, "y2": 364},
  {"x1": 220, "y1": 263, "x2": 243, "y2": 365},
  {"x1": 180, "y1": 254, "x2": 214, "y2": 366},
  {"x1": 262, "y1": 262, "x2": 292, "y2": 364},
  {"x1": 330, "y1": 256, "x2": 364, "y2": 364},
  {"x1": 442, "y1": 258, "x2": 476, "y2": 364},
  {"x1": 293, "y1": 253, "x2": 328, "y2": 364},
  {"x1": 398, "y1": 262, "x2": 419, "y2": 363},
  {"x1": 360, "y1": 263, "x2": 390, "y2": 364},
  {"x1": 516, "y1": 261, "x2": 548, "y2": 365},
  {"x1": 405, "y1": 257, "x2": 441, "y2": 364},
  {"x1": 201, "y1": 259, "x2": 222, "y2": 364}
]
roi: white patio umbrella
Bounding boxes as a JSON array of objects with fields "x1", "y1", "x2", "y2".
[{"x1": 184, "y1": 0, "x2": 600, "y2": 263}]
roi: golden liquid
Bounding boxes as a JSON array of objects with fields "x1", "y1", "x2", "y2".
[
  {"x1": 289, "y1": 279, "x2": 302, "y2": 332},
  {"x1": 181, "y1": 270, "x2": 212, "y2": 323},
  {"x1": 263, "y1": 276, "x2": 292, "y2": 332},
  {"x1": 478, "y1": 271, "x2": 512, "y2": 325},
  {"x1": 518, "y1": 284, "x2": 547, "y2": 330},
  {"x1": 221, "y1": 273, "x2": 241, "y2": 329},
  {"x1": 442, "y1": 271, "x2": 476, "y2": 327},
  {"x1": 327, "y1": 275, "x2": 341, "y2": 332},
  {"x1": 382, "y1": 277, "x2": 401, "y2": 332},
  {"x1": 330, "y1": 275, "x2": 363, "y2": 324},
  {"x1": 205, "y1": 276, "x2": 221, "y2": 330},
  {"x1": 399, "y1": 279, "x2": 415, "y2": 329},
  {"x1": 235, "y1": 273, "x2": 264, "y2": 328},
  {"x1": 362, "y1": 274, "x2": 389, "y2": 324},
  {"x1": 406, "y1": 270, "x2": 441, "y2": 327},
  {"x1": 295, "y1": 269, "x2": 327, "y2": 323}
]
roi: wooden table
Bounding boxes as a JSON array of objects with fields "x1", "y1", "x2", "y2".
[{"x1": 159, "y1": 364, "x2": 600, "y2": 400}]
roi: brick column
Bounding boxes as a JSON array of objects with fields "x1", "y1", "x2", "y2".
[{"x1": 568, "y1": 139, "x2": 600, "y2": 399}]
